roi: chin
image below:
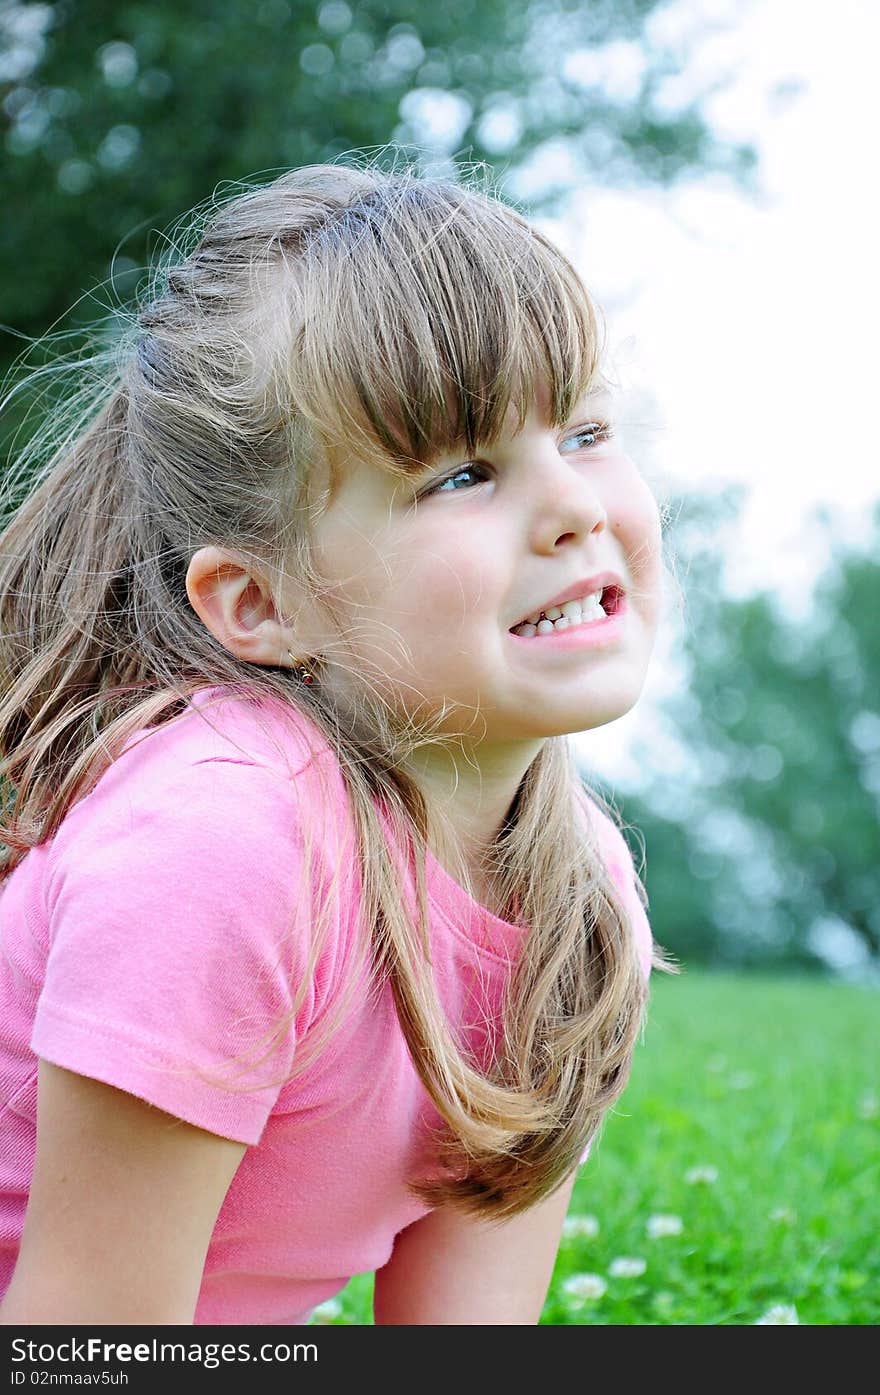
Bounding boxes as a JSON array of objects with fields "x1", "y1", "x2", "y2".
[
  {"x1": 506, "y1": 702, "x2": 635, "y2": 741},
  {"x1": 573, "y1": 685, "x2": 644, "y2": 733}
]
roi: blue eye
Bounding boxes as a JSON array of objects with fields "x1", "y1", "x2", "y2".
[
  {"x1": 561, "y1": 422, "x2": 614, "y2": 451},
  {"x1": 425, "y1": 463, "x2": 490, "y2": 495}
]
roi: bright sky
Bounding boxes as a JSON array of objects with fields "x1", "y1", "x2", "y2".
[{"x1": 517, "y1": 0, "x2": 880, "y2": 788}]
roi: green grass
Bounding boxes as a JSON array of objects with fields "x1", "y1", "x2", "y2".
[{"x1": 311, "y1": 970, "x2": 879, "y2": 1326}]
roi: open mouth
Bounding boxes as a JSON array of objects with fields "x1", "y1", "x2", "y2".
[
  {"x1": 509, "y1": 585, "x2": 624, "y2": 636},
  {"x1": 598, "y1": 585, "x2": 624, "y2": 616}
]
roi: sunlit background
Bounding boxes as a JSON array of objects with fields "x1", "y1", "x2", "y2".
[{"x1": 2, "y1": 0, "x2": 878, "y2": 981}]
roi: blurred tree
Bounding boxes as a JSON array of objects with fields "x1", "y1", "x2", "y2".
[
  {"x1": 1, "y1": 0, "x2": 756, "y2": 380},
  {"x1": 609, "y1": 496, "x2": 880, "y2": 976}
]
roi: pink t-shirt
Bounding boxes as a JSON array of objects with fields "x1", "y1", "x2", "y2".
[{"x1": 0, "y1": 686, "x2": 652, "y2": 1325}]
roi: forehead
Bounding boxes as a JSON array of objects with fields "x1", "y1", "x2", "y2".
[
  {"x1": 454, "y1": 375, "x2": 615, "y2": 446},
  {"x1": 453, "y1": 366, "x2": 614, "y2": 431}
]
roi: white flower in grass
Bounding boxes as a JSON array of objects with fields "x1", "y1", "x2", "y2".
[
  {"x1": 562, "y1": 1213, "x2": 600, "y2": 1239},
  {"x1": 608, "y1": 1256, "x2": 647, "y2": 1278},
  {"x1": 310, "y1": 1297, "x2": 342, "y2": 1323},
  {"x1": 755, "y1": 1303, "x2": 799, "y2": 1324},
  {"x1": 769, "y1": 1206, "x2": 796, "y2": 1225},
  {"x1": 563, "y1": 1272, "x2": 607, "y2": 1302},
  {"x1": 685, "y1": 1164, "x2": 719, "y2": 1185},
  {"x1": 646, "y1": 1213, "x2": 683, "y2": 1239}
]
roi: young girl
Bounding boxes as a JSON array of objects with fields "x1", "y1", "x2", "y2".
[{"x1": 0, "y1": 157, "x2": 676, "y2": 1326}]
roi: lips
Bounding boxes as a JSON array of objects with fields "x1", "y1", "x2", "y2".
[{"x1": 510, "y1": 571, "x2": 626, "y2": 629}]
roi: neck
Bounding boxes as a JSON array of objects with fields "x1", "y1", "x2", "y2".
[{"x1": 403, "y1": 736, "x2": 546, "y2": 872}]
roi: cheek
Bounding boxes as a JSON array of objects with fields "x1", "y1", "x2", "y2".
[
  {"x1": 609, "y1": 480, "x2": 664, "y2": 611},
  {"x1": 379, "y1": 526, "x2": 491, "y2": 628},
  {"x1": 316, "y1": 516, "x2": 489, "y2": 638},
  {"x1": 611, "y1": 476, "x2": 662, "y2": 567}
]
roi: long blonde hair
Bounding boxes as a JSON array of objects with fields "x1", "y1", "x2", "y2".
[{"x1": 0, "y1": 154, "x2": 676, "y2": 1219}]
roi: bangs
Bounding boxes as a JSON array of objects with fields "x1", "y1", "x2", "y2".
[{"x1": 287, "y1": 180, "x2": 604, "y2": 483}]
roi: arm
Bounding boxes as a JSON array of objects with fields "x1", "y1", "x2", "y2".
[
  {"x1": 0, "y1": 1060, "x2": 246, "y2": 1325},
  {"x1": 372, "y1": 1170, "x2": 578, "y2": 1325}
]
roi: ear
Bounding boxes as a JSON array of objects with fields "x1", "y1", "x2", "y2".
[{"x1": 185, "y1": 545, "x2": 299, "y2": 668}]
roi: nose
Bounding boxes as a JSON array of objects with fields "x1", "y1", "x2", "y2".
[{"x1": 525, "y1": 447, "x2": 607, "y2": 554}]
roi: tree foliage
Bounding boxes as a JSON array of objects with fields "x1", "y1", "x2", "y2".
[{"x1": 1, "y1": 0, "x2": 755, "y2": 363}]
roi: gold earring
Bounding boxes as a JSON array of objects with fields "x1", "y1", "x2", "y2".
[{"x1": 287, "y1": 649, "x2": 315, "y2": 686}]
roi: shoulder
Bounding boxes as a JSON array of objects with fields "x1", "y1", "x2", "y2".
[
  {"x1": 46, "y1": 686, "x2": 351, "y2": 907},
  {"x1": 29, "y1": 686, "x2": 365, "y2": 1143},
  {"x1": 34, "y1": 692, "x2": 356, "y2": 1142},
  {"x1": 573, "y1": 784, "x2": 641, "y2": 873},
  {"x1": 116, "y1": 683, "x2": 333, "y2": 784}
]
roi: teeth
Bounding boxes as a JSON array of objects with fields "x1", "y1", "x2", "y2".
[
  {"x1": 520, "y1": 589, "x2": 604, "y2": 628},
  {"x1": 511, "y1": 589, "x2": 610, "y2": 638}
]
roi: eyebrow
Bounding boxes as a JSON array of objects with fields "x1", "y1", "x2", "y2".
[
  {"x1": 578, "y1": 383, "x2": 615, "y2": 405},
  {"x1": 554, "y1": 387, "x2": 615, "y2": 425}
]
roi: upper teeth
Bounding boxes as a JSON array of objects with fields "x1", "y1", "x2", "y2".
[{"x1": 519, "y1": 589, "x2": 605, "y2": 628}]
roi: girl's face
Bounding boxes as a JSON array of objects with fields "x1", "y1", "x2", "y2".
[{"x1": 303, "y1": 379, "x2": 663, "y2": 747}]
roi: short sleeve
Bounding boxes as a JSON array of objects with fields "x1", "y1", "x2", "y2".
[{"x1": 33, "y1": 757, "x2": 319, "y2": 1145}]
